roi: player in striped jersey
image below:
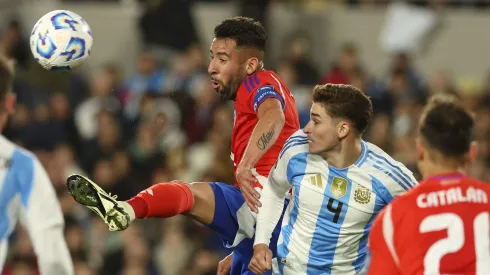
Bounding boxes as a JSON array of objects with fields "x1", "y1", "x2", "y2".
[
  {"x1": 66, "y1": 17, "x2": 299, "y2": 275},
  {"x1": 249, "y1": 84, "x2": 417, "y2": 275},
  {"x1": 0, "y1": 58, "x2": 73, "y2": 274}
]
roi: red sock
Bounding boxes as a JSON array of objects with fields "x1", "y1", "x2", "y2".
[{"x1": 126, "y1": 182, "x2": 194, "y2": 219}]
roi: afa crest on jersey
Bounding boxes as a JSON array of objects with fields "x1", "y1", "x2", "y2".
[{"x1": 354, "y1": 185, "x2": 371, "y2": 204}]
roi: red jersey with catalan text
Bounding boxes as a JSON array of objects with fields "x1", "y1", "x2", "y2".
[
  {"x1": 367, "y1": 173, "x2": 490, "y2": 275},
  {"x1": 231, "y1": 70, "x2": 299, "y2": 189}
]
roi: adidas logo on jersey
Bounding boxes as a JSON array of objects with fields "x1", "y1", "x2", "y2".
[{"x1": 307, "y1": 174, "x2": 323, "y2": 188}]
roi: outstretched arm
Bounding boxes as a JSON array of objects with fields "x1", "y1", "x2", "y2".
[
  {"x1": 20, "y1": 158, "x2": 74, "y2": 275},
  {"x1": 249, "y1": 160, "x2": 290, "y2": 274},
  {"x1": 236, "y1": 97, "x2": 285, "y2": 213},
  {"x1": 253, "y1": 172, "x2": 290, "y2": 246}
]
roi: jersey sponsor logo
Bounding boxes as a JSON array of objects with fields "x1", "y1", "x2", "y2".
[
  {"x1": 354, "y1": 184, "x2": 371, "y2": 204},
  {"x1": 307, "y1": 174, "x2": 323, "y2": 188},
  {"x1": 331, "y1": 176, "x2": 348, "y2": 199}
]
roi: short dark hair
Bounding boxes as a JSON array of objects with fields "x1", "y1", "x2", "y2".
[
  {"x1": 0, "y1": 59, "x2": 13, "y2": 103},
  {"x1": 312, "y1": 84, "x2": 373, "y2": 134},
  {"x1": 214, "y1": 16, "x2": 267, "y2": 51},
  {"x1": 425, "y1": 92, "x2": 460, "y2": 107},
  {"x1": 420, "y1": 95, "x2": 474, "y2": 158}
]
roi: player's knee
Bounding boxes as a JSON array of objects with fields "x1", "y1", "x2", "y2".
[
  {"x1": 185, "y1": 182, "x2": 211, "y2": 201},
  {"x1": 186, "y1": 182, "x2": 215, "y2": 206},
  {"x1": 183, "y1": 182, "x2": 216, "y2": 224},
  {"x1": 164, "y1": 181, "x2": 205, "y2": 201}
]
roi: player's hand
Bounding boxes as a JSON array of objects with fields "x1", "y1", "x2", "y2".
[
  {"x1": 217, "y1": 253, "x2": 232, "y2": 275},
  {"x1": 236, "y1": 162, "x2": 261, "y2": 213},
  {"x1": 249, "y1": 244, "x2": 272, "y2": 275}
]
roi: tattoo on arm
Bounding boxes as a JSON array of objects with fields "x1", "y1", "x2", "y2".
[{"x1": 257, "y1": 129, "x2": 275, "y2": 150}]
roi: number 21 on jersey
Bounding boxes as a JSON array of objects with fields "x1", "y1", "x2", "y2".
[{"x1": 420, "y1": 211, "x2": 490, "y2": 275}]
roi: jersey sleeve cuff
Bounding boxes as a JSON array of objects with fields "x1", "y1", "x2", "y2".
[{"x1": 253, "y1": 237, "x2": 270, "y2": 247}]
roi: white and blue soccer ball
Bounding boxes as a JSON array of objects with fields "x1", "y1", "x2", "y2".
[{"x1": 30, "y1": 10, "x2": 93, "y2": 71}]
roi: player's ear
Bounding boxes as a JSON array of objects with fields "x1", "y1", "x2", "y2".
[
  {"x1": 246, "y1": 57, "x2": 260, "y2": 75},
  {"x1": 467, "y1": 141, "x2": 478, "y2": 164},
  {"x1": 338, "y1": 121, "x2": 349, "y2": 139},
  {"x1": 4, "y1": 93, "x2": 16, "y2": 115},
  {"x1": 416, "y1": 137, "x2": 424, "y2": 161}
]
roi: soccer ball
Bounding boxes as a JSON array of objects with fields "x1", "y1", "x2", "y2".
[{"x1": 30, "y1": 10, "x2": 93, "y2": 71}]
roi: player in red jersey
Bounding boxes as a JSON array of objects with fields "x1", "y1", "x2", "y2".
[
  {"x1": 65, "y1": 17, "x2": 299, "y2": 275},
  {"x1": 367, "y1": 94, "x2": 490, "y2": 275}
]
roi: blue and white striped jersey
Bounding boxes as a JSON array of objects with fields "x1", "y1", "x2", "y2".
[
  {"x1": 0, "y1": 135, "x2": 73, "y2": 274},
  {"x1": 255, "y1": 130, "x2": 417, "y2": 275}
]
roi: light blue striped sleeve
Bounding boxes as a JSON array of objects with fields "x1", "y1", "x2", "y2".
[
  {"x1": 18, "y1": 152, "x2": 64, "y2": 228},
  {"x1": 16, "y1": 150, "x2": 74, "y2": 274},
  {"x1": 365, "y1": 150, "x2": 418, "y2": 202},
  {"x1": 269, "y1": 130, "x2": 309, "y2": 189},
  {"x1": 255, "y1": 131, "x2": 309, "y2": 246}
]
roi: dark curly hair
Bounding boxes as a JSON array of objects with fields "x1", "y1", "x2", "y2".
[{"x1": 214, "y1": 16, "x2": 267, "y2": 51}]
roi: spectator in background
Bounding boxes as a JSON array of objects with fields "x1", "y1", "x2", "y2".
[
  {"x1": 284, "y1": 35, "x2": 320, "y2": 85},
  {"x1": 147, "y1": 98, "x2": 186, "y2": 153},
  {"x1": 275, "y1": 60, "x2": 312, "y2": 128},
  {"x1": 185, "y1": 77, "x2": 221, "y2": 143},
  {"x1": 80, "y1": 110, "x2": 123, "y2": 173},
  {"x1": 322, "y1": 42, "x2": 361, "y2": 84},
  {"x1": 427, "y1": 70, "x2": 457, "y2": 96},
  {"x1": 163, "y1": 46, "x2": 207, "y2": 94},
  {"x1": 74, "y1": 64, "x2": 121, "y2": 141},
  {"x1": 138, "y1": 0, "x2": 199, "y2": 64},
  {"x1": 387, "y1": 52, "x2": 426, "y2": 101},
  {"x1": 350, "y1": 68, "x2": 392, "y2": 116},
  {"x1": 0, "y1": 20, "x2": 29, "y2": 70},
  {"x1": 120, "y1": 53, "x2": 166, "y2": 120},
  {"x1": 19, "y1": 101, "x2": 66, "y2": 150},
  {"x1": 50, "y1": 92, "x2": 82, "y2": 153}
]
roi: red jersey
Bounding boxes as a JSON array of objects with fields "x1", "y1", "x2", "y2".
[
  {"x1": 231, "y1": 70, "x2": 299, "y2": 188},
  {"x1": 368, "y1": 173, "x2": 490, "y2": 275}
]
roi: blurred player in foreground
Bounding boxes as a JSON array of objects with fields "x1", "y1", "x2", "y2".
[
  {"x1": 367, "y1": 94, "x2": 490, "y2": 274},
  {"x1": 66, "y1": 17, "x2": 299, "y2": 274},
  {"x1": 0, "y1": 58, "x2": 73, "y2": 274},
  {"x1": 249, "y1": 84, "x2": 417, "y2": 275}
]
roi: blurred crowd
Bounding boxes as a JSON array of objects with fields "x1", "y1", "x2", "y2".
[
  {"x1": 1, "y1": 1, "x2": 490, "y2": 275},
  {"x1": 58, "y1": 0, "x2": 490, "y2": 9}
]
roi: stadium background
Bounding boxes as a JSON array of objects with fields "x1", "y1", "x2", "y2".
[{"x1": 0, "y1": 0, "x2": 489, "y2": 274}]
